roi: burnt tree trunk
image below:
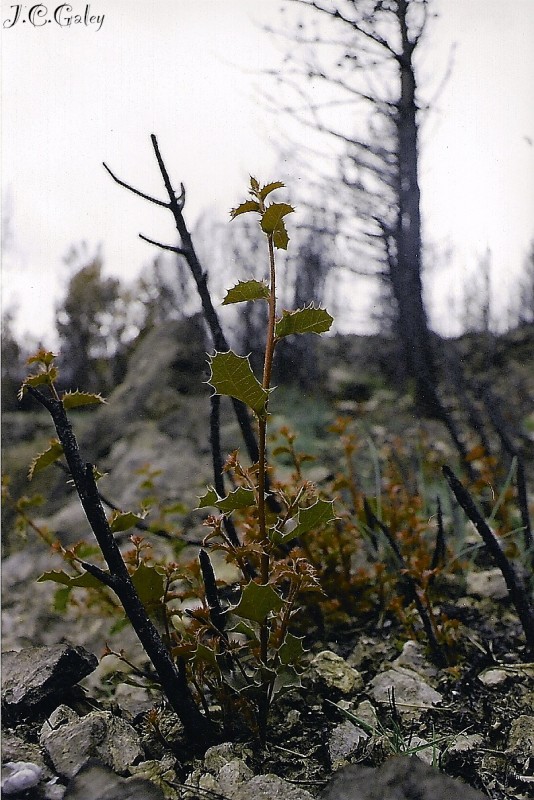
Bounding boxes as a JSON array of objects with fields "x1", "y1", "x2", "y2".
[{"x1": 391, "y1": 0, "x2": 441, "y2": 417}]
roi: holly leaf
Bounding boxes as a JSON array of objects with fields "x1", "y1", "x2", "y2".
[
  {"x1": 271, "y1": 499, "x2": 337, "y2": 545},
  {"x1": 37, "y1": 569, "x2": 105, "y2": 589},
  {"x1": 19, "y1": 368, "x2": 59, "y2": 400},
  {"x1": 222, "y1": 280, "x2": 270, "y2": 305},
  {"x1": 27, "y1": 350, "x2": 56, "y2": 367},
  {"x1": 197, "y1": 486, "x2": 256, "y2": 513},
  {"x1": 193, "y1": 642, "x2": 220, "y2": 671},
  {"x1": 131, "y1": 562, "x2": 165, "y2": 609},
  {"x1": 231, "y1": 581, "x2": 284, "y2": 623},
  {"x1": 109, "y1": 509, "x2": 148, "y2": 533},
  {"x1": 260, "y1": 203, "x2": 295, "y2": 250},
  {"x1": 278, "y1": 633, "x2": 306, "y2": 666},
  {"x1": 28, "y1": 439, "x2": 64, "y2": 480},
  {"x1": 259, "y1": 181, "x2": 285, "y2": 200},
  {"x1": 271, "y1": 665, "x2": 303, "y2": 699},
  {"x1": 215, "y1": 487, "x2": 256, "y2": 514},
  {"x1": 230, "y1": 200, "x2": 260, "y2": 219},
  {"x1": 62, "y1": 391, "x2": 106, "y2": 409},
  {"x1": 208, "y1": 351, "x2": 269, "y2": 419},
  {"x1": 275, "y1": 306, "x2": 334, "y2": 339},
  {"x1": 197, "y1": 486, "x2": 220, "y2": 509}
]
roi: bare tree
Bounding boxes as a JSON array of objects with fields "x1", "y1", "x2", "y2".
[{"x1": 271, "y1": 0, "x2": 448, "y2": 415}]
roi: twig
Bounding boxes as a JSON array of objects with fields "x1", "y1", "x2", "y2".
[
  {"x1": 27, "y1": 385, "x2": 216, "y2": 741},
  {"x1": 443, "y1": 465, "x2": 534, "y2": 654}
]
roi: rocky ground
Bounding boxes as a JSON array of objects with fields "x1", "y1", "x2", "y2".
[{"x1": 2, "y1": 319, "x2": 534, "y2": 799}]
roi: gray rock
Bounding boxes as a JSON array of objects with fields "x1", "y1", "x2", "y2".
[
  {"x1": 506, "y1": 714, "x2": 534, "y2": 759},
  {"x1": 234, "y1": 773, "x2": 315, "y2": 800},
  {"x1": 1, "y1": 761, "x2": 43, "y2": 796},
  {"x1": 329, "y1": 720, "x2": 368, "y2": 766},
  {"x1": 1, "y1": 644, "x2": 98, "y2": 720},
  {"x1": 188, "y1": 743, "x2": 254, "y2": 798},
  {"x1": 369, "y1": 667, "x2": 442, "y2": 713},
  {"x1": 63, "y1": 760, "x2": 164, "y2": 800},
  {"x1": 392, "y1": 641, "x2": 439, "y2": 683},
  {"x1": 466, "y1": 568, "x2": 508, "y2": 599},
  {"x1": 310, "y1": 650, "x2": 364, "y2": 695},
  {"x1": 320, "y1": 755, "x2": 486, "y2": 800},
  {"x1": 40, "y1": 709, "x2": 143, "y2": 778}
]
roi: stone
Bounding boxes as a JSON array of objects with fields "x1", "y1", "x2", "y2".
[
  {"x1": 63, "y1": 760, "x2": 164, "y2": 800},
  {"x1": 310, "y1": 650, "x2": 364, "y2": 695},
  {"x1": 1, "y1": 644, "x2": 98, "y2": 720},
  {"x1": 1, "y1": 761, "x2": 43, "y2": 796},
  {"x1": 234, "y1": 773, "x2": 315, "y2": 800},
  {"x1": 40, "y1": 709, "x2": 143, "y2": 778},
  {"x1": 466, "y1": 569, "x2": 508, "y2": 599},
  {"x1": 369, "y1": 667, "x2": 442, "y2": 712},
  {"x1": 187, "y1": 742, "x2": 254, "y2": 798},
  {"x1": 478, "y1": 668, "x2": 509, "y2": 687},
  {"x1": 506, "y1": 715, "x2": 534, "y2": 759},
  {"x1": 320, "y1": 755, "x2": 487, "y2": 800},
  {"x1": 329, "y1": 720, "x2": 367, "y2": 766},
  {"x1": 392, "y1": 640, "x2": 439, "y2": 683},
  {"x1": 447, "y1": 733, "x2": 483, "y2": 754}
]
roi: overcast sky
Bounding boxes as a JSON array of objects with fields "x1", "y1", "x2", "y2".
[{"x1": 2, "y1": 0, "x2": 533, "y2": 342}]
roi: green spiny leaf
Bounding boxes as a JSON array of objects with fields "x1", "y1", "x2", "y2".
[
  {"x1": 259, "y1": 181, "x2": 285, "y2": 200},
  {"x1": 130, "y1": 562, "x2": 165, "y2": 609},
  {"x1": 272, "y1": 498, "x2": 337, "y2": 545},
  {"x1": 37, "y1": 569, "x2": 105, "y2": 589},
  {"x1": 278, "y1": 632, "x2": 306, "y2": 666},
  {"x1": 62, "y1": 390, "x2": 106, "y2": 409},
  {"x1": 215, "y1": 487, "x2": 256, "y2": 513},
  {"x1": 275, "y1": 306, "x2": 334, "y2": 339},
  {"x1": 230, "y1": 200, "x2": 260, "y2": 219},
  {"x1": 197, "y1": 486, "x2": 256, "y2": 513},
  {"x1": 197, "y1": 486, "x2": 220, "y2": 509},
  {"x1": 28, "y1": 439, "x2": 64, "y2": 480},
  {"x1": 260, "y1": 203, "x2": 295, "y2": 250},
  {"x1": 208, "y1": 351, "x2": 269, "y2": 419},
  {"x1": 222, "y1": 279, "x2": 270, "y2": 305},
  {"x1": 231, "y1": 581, "x2": 284, "y2": 623},
  {"x1": 27, "y1": 349, "x2": 56, "y2": 367},
  {"x1": 19, "y1": 368, "x2": 59, "y2": 400},
  {"x1": 193, "y1": 642, "x2": 221, "y2": 671},
  {"x1": 109, "y1": 509, "x2": 149, "y2": 534}
]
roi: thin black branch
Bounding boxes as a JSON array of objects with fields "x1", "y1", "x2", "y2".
[
  {"x1": 443, "y1": 465, "x2": 534, "y2": 655},
  {"x1": 26, "y1": 385, "x2": 216, "y2": 741},
  {"x1": 102, "y1": 162, "x2": 169, "y2": 208},
  {"x1": 139, "y1": 234, "x2": 188, "y2": 256}
]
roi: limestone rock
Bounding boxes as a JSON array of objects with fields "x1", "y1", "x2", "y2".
[
  {"x1": 1, "y1": 761, "x2": 43, "y2": 796},
  {"x1": 392, "y1": 640, "x2": 439, "y2": 683},
  {"x1": 310, "y1": 650, "x2": 364, "y2": 695},
  {"x1": 329, "y1": 720, "x2": 367, "y2": 766},
  {"x1": 320, "y1": 755, "x2": 486, "y2": 800},
  {"x1": 187, "y1": 743, "x2": 254, "y2": 799},
  {"x1": 506, "y1": 714, "x2": 534, "y2": 760},
  {"x1": 234, "y1": 773, "x2": 315, "y2": 800},
  {"x1": 40, "y1": 708, "x2": 143, "y2": 779},
  {"x1": 369, "y1": 667, "x2": 442, "y2": 712},
  {"x1": 63, "y1": 760, "x2": 164, "y2": 800},
  {"x1": 466, "y1": 568, "x2": 508, "y2": 599},
  {"x1": 1, "y1": 644, "x2": 98, "y2": 720}
]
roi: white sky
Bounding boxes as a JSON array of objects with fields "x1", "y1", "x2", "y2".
[{"x1": 2, "y1": 0, "x2": 533, "y2": 343}]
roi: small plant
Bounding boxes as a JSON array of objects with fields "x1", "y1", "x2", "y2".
[{"x1": 18, "y1": 177, "x2": 336, "y2": 746}]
